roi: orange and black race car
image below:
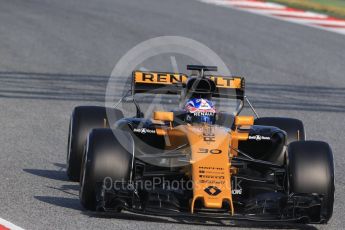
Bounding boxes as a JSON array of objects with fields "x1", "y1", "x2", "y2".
[{"x1": 66, "y1": 65, "x2": 334, "y2": 224}]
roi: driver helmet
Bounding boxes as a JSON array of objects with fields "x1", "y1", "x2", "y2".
[{"x1": 185, "y1": 98, "x2": 216, "y2": 124}]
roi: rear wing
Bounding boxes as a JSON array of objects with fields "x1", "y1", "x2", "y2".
[
  {"x1": 132, "y1": 71, "x2": 245, "y2": 99},
  {"x1": 132, "y1": 71, "x2": 187, "y2": 95}
]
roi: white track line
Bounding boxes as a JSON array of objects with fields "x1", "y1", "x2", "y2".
[
  {"x1": 0, "y1": 218, "x2": 25, "y2": 230},
  {"x1": 227, "y1": 1, "x2": 285, "y2": 9},
  {"x1": 245, "y1": 9, "x2": 329, "y2": 19},
  {"x1": 285, "y1": 18, "x2": 345, "y2": 26},
  {"x1": 198, "y1": 0, "x2": 345, "y2": 35},
  {"x1": 200, "y1": 0, "x2": 234, "y2": 7},
  {"x1": 329, "y1": 28, "x2": 345, "y2": 33}
]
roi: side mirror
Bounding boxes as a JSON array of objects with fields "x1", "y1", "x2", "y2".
[
  {"x1": 234, "y1": 116, "x2": 254, "y2": 126},
  {"x1": 153, "y1": 111, "x2": 174, "y2": 122}
]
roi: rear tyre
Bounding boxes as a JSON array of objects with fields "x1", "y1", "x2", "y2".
[
  {"x1": 288, "y1": 141, "x2": 334, "y2": 223},
  {"x1": 80, "y1": 129, "x2": 133, "y2": 211},
  {"x1": 66, "y1": 106, "x2": 124, "y2": 181},
  {"x1": 254, "y1": 117, "x2": 305, "y2": 144}
]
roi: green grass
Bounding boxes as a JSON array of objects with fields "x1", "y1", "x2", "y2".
[{"x1": 267, "y1": 0, "x2": 345, "y2": 19}]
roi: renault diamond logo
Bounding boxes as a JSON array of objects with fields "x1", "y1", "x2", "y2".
[{"x1": 204, "y1": 186, "x2": 222, "y2": 196}]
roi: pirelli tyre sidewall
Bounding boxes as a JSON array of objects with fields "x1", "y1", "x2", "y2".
[
  {"x1": 66, "y1": 106, "x2": 123, "y2": 181},
  {"x1": 288, "y1": 141, "x2": 335, "y2": 223},
  {"x1": 80, "y1": 128, "x2": 134, "y2": 211}
]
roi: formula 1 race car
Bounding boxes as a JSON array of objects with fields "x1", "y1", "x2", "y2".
[{"x1": 66, "y1": 65, "x2": 334, "y2": 224}]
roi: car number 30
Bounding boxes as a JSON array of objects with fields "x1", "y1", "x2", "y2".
[{"x1": 198, "y1": 148, "x2": 222, "y2": 154}]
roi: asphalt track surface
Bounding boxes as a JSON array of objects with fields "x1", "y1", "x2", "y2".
[{"x1": 0, "y1": 0, "x2": 344, "y2": 229}]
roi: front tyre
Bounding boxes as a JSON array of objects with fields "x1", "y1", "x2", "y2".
[
  {"x1": 288, "y1": 141, "x2": 334, "y2": 223},
  {"x1": 80, "y1": 129, "x2": 133, "y2": 211}
]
